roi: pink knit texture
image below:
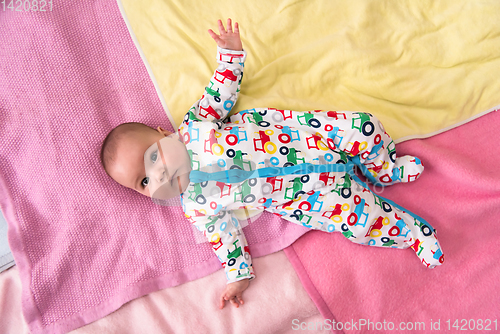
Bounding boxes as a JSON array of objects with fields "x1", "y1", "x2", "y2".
[{"x1": 0, "y1": 2, "x2": 309, "y2": 333}]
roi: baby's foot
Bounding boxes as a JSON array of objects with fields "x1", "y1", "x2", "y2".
[
  {"x1": 376, "y1": 155, "x2": 424, "y2": 185},
  {"x1": 407, "y1": 218, "x2": 444, "y2": 268}
]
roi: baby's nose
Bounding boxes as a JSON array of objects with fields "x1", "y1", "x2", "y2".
[{"x1": 155, "y1": 168, "x2": 167, "y2": 183}]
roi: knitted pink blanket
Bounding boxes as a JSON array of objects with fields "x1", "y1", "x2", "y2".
[{"x1": 0, "y1": 2, "x2": 309, "y2": 333}]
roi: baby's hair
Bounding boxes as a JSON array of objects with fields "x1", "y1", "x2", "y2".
[{"x1": 100, "y1": 122, "x2": 155, "y2": 177}]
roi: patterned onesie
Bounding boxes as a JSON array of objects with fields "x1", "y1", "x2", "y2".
[{"x1": 179, "y1": 47, "x2": 444, "y2": 284}]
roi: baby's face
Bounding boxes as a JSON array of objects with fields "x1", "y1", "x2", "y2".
[{"x1": 108, "y1": 127, "x2": 191, "y2": 200}]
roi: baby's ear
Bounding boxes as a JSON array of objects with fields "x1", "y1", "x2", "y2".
[{"x1": 156, "y1": 126, "x2": 172, "y2": 136}]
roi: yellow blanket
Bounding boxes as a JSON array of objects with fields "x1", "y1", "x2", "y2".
[{"x1": 119, "y1": 0, "x2": 500, "y2": 142}]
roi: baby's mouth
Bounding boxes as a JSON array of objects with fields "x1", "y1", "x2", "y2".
[
  {"x1": 176, "y1": 176, "x2": 183, "y2": 193},
  {"x1": 169, "y1": 170, "x2": 176, "y2": 183},
  {"x1": 170, "y1": 169, "x2": 184, "y2": 193},
  {"x1": 173, "y1": 169, "x2": 190, "y2": 194}
]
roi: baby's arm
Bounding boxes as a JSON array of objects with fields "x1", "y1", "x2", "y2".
[
  {"x1": 183, "y1": 19, "x2": 245, "y2": 123},
  {"x1": 185, "y1": 208, "x2": 254, "y2": 308}
]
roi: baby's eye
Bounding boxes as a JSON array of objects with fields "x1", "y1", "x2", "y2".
[
  {"x1": 151, "y1": 151, "x2": 158, "y2": 163},
  {"x1": 141, "y1": 177, "x2": 149, "y2": 188}
]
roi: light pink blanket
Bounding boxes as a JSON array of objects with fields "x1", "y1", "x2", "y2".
[
  {"x1": 0, "y1": 251, "x2": 330, "y2": 334},
  {"x1": 285, "y1": 109, "x2": 500, "y2": 333},
  {"x1": 0, "y1": 2, "x2": 309, "y2": 333}
]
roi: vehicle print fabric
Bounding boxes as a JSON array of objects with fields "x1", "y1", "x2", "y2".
[{"x1": 178, "y1": 47, "x2": 444, "y2": 284}]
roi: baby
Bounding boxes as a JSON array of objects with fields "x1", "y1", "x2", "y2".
[{"x1": 100, "y1": 18, "x2": 444, "y2": 310}]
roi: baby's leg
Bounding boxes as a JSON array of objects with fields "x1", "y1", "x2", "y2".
[
  {"x1": 292, "y1": 110, "x2": 424, "y2": 186},
  {"x1": 271, "y1": 174, "x2": 444, "y2": 268}
]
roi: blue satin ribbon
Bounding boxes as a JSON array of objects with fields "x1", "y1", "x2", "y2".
[{"x1": 189, "y1": 162, "x2": 355, "y2": 184}]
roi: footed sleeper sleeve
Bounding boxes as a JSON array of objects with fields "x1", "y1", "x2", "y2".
[
  {"x1": 182, "y1": 47, "x2": 246, "y2": 124},
  {"x1": 184, "y1": 208, "x2": 255, "y2": 284},
  {"x1": 180, "y1": 47, "x2": 255, "y2": 284}
]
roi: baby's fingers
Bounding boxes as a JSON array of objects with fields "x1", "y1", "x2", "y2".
[
  {"x1": 237, "y1": 295, "x2": 244, "y2": 305},
  {"x1": 208, "y1": 29, "x2": 219, "y2": 39},
  {"x1": 208, "y1": 29, "x2": 223, "y2": 43},
  {"x1": 217, "y1": 19, "x2": 226, "y2": 35},
  {"x1": 219, "y1": 295, "x2": 227, "y2": 309},
  {"x1": 230, "y1": 297, "x2": 240, "y2": 308}
]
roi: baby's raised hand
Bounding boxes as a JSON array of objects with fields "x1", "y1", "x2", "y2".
[
  {"x1": 219, "y1": 278, "x2": 250, "y2": 309},
  {"x1": 208, "y1": 18, "x2": 243, "y2": 51}
]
